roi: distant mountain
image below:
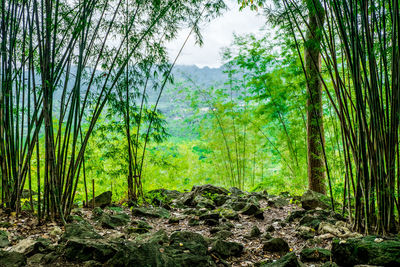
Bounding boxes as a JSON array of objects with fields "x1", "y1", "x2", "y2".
[{"x1": 172, "y1": 65, "x2": 227, "y2": 87}]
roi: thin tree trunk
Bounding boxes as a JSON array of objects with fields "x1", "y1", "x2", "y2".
[{"x1": 305, "y1": 0, "x2": 326, "y2": 194}]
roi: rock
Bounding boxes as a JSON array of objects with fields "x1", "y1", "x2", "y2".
[
  {"x1": 28, "y1": 253, "x2": 44, "y2": 265},
  {"x1": 300, "y1": 247, "x2": 331, "y2": 262},
  {"x1": 181, "y1": 184, "x2": 228, "y2": 207},
  {"x1": 254, "y1": 210, "x2": 265, "y2": 220},
  {"x1": 126, "y1": 220, "x2": 152, "y2": 234},
  {"x1": 229, "y1": 187, "x2": 244, "y2": 195},
  {"x1": 213, "y1": 195, "x2": 228, "y2": 206},
  {"x1": 261, "y1": 232, "x2": 272, "y2": 241},
  {"x1": 287, "y1": 210, "x2": 307, "y2": 222},
  {"x1": 192, "y1": 184, "x2": 229, "y2": 196},
  {"x1": 331, "y1": 236, "x2": 400, "y2": 266},
  {"x1": 301, "y1": 190, "x2": 330, "y2": 210},
  {"x1": 296, "y1": 226, "x2": 315, "y2": 239},
  {"x1": 88, "y1": 191, "x2": 112, "y2": 208},
  {"x1": 126, "y1": 227, "x2": 149, "y2": 235},
  {"x1": 110, "y1": 230, "x2": 215, "y2": 266},
  {"x1": 230, "y1": 200, "x2": 247, "y2": 211},
  {"x1": 169, "y1": 231, "x2": 208, "y2": 255},
  {"x1": 100, "y1": 212, "x2": 130, "y2": 229},
  {"x1": 219, "y1": 209, "x2": 239, "y2": 220},
  {"x1": 249, "y1": 191, "x2": 268, "y2": 201},
  {"x1": 250, "y1": 226, "x2": 262, "y2": 238},
  {"x1": 50, "y1": 226, "x2": 63, "y2": 237},
  {"x1": 266, "y1": 225, "x2": 275, "y2": 232},
  {"x1": 299, "y1": 215, "x2": 321, "y2": 230},
  {"x1": 268, "y1": 196, "x2": 289, "y2": 208},
  {"x1": 240, "y1": 203, "x2": 261, "y2": 216},
  {"x1": 147, "y1": 189, "x2": 182, "y2": 205},
  {"x1": 211, "y1": 240, "x2": 243, "y2": 259},
  {"x1": 194, "y1": 195, "x2": 215, "y2": 210},
  {"x1": 64, "y1": 238, "x2": 117, "y2": 263},
  {"x1": 10, "y1": 238, "x2": 51, "y2": 257},
  {"x1": 263, "y1": 238, "x2": 290, "y2": 254},
  {"x1": 0, "y1": 251, "x2": 26, "y2": 267},
  {"x1": 0, "y1": 230, "x2": 10, "y2": 248},
  {"x1": 210, "y1": 224, "x2": 233, "y2": 234},
  {"x1": 132, "y1": 206, "x2": 170, "y2": 219},
  {"x1": 199, "y1": 212, "x2": 220, "y2": 221},
  {"x1": 204, "y1": 219, "x2": 219, "y2": 226},
  {"x1": 262, "y1": 252, "x2": 302, "y2": 267},
  {"x1": 62, "y1": 222, "x2": 102, "y2": 241},
  {"x1": 318, "y1": 221, "x2": 362, "y2": 238},
  {"x1": 213, "y1": 230, "x2": 233, "y2": 239},
  {"x1": 42, "y1": 251, "x2": 59, "y2": 264}
]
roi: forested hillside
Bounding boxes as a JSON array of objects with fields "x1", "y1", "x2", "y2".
[{"x1": 1, "y1": 0, "x2": 399, "y2": 266}]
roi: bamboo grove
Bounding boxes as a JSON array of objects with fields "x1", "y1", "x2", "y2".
[
  {"x1": 239, "y1": 0, "x2": 400, "y2": 234},
  {"x1": 281, "y1": 0, "x2": 400, "y2": 234},
  {"x1": 0, "y1": 0, "x2": 225, "y2": 222}
]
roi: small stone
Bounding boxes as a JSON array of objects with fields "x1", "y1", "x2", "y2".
[
  {"x1": 250, "y1": 226, "x2": 262, "y2": 238},
  {"x1": 262, "y1": 238, "x2": 289, "y2": 254}
]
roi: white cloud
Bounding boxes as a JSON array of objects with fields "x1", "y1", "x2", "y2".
[{"x1": 166, "y1": 1, "x2": 267, "y2": 68}]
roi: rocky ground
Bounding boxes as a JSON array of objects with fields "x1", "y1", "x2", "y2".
[{"x1": 0, "y1": 185, "x2": 399, "y2": 267}]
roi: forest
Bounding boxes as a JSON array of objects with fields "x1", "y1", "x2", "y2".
[{"x1": 0, "y1": 0, "x2": 399, "y2": 266}]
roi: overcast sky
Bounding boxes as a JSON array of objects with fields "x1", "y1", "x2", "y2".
[{"x1": 166, "y1": 1, "x2": 267, "y2": 68}]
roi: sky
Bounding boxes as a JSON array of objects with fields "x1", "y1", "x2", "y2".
[{"x1": 166, "y1": 1, "x2": 267, "y2": 68}]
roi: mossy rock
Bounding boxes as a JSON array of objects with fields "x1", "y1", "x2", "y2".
[
  {"x1": 229, "y1": 187, "x2": 244, "y2": 196},
  {"x1": 331, "y1": 236, "x2": 400, "y2": 266},
  {"x1": 132, "y1": 206, "x2": 170, "y2": 219},
  {"x1": 64, "y1": 239, "x2": 117, "y2": 263},
  {"x1": 257, "y1": 252, "x2": 302, "y2": 267},
  {"x1": 213, "y1": 230, "x2": 233, "y2": 240},
  {"x1": 240, "y1": 203, "x2": 261, "y2": 216},
  {"x1": 301, "y1": 190, "x2": 331, "y2": 210},
  {"x1": 0, "y1": 251, "x2": 26, "y2": 267},
  {"x1": 268, "y1": 196, "x2": 289, "y2": 208},
  {"x1": 100, "y1": 212, "x2": 130, "y2": 229},
  {"x1": 263, "y1": 238, "x2": 289, "y2": 254},
  {"x1": 211, "y1": 240, "x2": 243, "y2": 259},
  {"x1": 88, "y1": 191, "x2": 112, "y2": 208},
  {"x1": 300, "y1": 247, "x2": 331, "y2": 262},
  {"x1": 62, "y1": 222, "x2": 102, "y2": 241},
  {"x1": 199, "y1": 212, "x2": 220, "y2": 221},
  {"x1": 250, "y1": 226, "x2": 262, "y2": 238},
  {"x1": 0, "y1": 230, "x2": 10, "y2": 248},
  {"x1": 218, "y1": 208, "x2": 239, "y2": 220},
  {"x1": 169, "y1": 231, "x2": 208, "y2": 255}
]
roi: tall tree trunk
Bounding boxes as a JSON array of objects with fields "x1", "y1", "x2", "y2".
[{"x1": 305, "y1": 0, "x2": 326, "y2": 194}]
